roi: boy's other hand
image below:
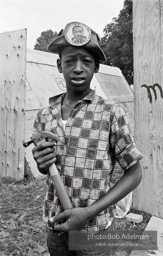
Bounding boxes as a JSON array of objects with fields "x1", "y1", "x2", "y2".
[
  {"x1": 51, "y1": 207, "x2": 91, "y2": 232},
  {"x1": 32, "y1": 141, "x2": 57, "y2": 174}
]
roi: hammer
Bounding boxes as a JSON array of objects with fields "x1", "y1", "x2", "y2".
[{"x1": 22, "y1": 131, "x2": 73, "y2": 210}]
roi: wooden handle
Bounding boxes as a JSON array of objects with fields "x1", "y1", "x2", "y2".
[{"x1": 49, "y1": 164, "x2": 73, "y2": 210}]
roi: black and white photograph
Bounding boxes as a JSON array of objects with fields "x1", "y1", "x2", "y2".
[{"x1": 0, "y1": 0, "x2": 163, "y2": 255}]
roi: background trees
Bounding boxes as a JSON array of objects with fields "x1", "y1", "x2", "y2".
[
  {"x1": 100, "y1": 0, "x2": 133, "y2": 85},
  {"x1": 34, "y1": 30, "x2": 57, "y2": 52}
]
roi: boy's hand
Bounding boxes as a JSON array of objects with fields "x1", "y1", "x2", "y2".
[
  {"x1": 51, "y1": 207, "x2": 90, "y2": 231},
  {"x1": 32, "y1": 141, "x2": 57, "y2": 174}
]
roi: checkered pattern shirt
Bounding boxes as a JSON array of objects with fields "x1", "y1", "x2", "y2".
[{"x1": 33, "y1": 90, "x2": 143, "y2": 231}]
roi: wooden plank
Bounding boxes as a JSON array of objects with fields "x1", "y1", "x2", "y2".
[
  {"x1": 130, "y1": 216, "x2": 163, "y2": 255},
  {"x1": 133, "y1": 0, "x2": 163, "y2": 217},
  {"x1": 0, "y1": 29, "x2": 27, "y2": 179}
]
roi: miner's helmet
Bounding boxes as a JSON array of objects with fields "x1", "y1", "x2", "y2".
[{"x1": 47, "y1": 21, "x2": 106, "y2": 63}]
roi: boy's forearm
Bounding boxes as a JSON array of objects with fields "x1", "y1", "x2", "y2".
[{"x1": 86, "y1": 162, "x2": 142, "y2": 220}]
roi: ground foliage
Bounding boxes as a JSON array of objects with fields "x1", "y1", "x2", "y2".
[
  {"x1": 0, "y1": 177, "x2": 48, "y2": 256},
  {"x1": 0, "y1": 177, "x2": 151, "y2": 256}
]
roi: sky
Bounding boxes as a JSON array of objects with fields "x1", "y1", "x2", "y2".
[{"x1": 0, "y1": 0, "x2": 124, "y2": 49}]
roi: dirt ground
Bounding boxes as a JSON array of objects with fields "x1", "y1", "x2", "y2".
[
  {"x1": 0, "y1": 177, "x2": 151, "y2": 256},
  {"x1": 0, "y1": 177, "x2": 49, "y2": 256}
]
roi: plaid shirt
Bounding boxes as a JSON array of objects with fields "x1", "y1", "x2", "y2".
[{"x1": 33, "y1": 90, "x2": 143, "y2": 231}]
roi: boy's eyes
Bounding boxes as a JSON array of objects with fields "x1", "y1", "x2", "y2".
[
  {"x1": 64, "y1": 59, "x2": 92, "y2": 64},
  {"x1": 83, "y1": 59, "x2": 92, "y2": 64},
  {"x1": 65, "y1": 59, "x2": 74, "y2": 64}
]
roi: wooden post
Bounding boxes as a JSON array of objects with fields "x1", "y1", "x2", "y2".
[
  {"x1": 0, "y1": 29, "x2": 27, "y2": 179},
  {"x1": 133, "y1": 0, "x2": 163, "y2": 217}
]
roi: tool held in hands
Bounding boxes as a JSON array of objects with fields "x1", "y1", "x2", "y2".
[{"x1": 22, "y1": 131, "x2": 73, "y2": 210}]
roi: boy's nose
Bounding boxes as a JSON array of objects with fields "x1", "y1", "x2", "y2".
[{"x1": 73, "y1": 60, "x2": 83, "y2": 74}]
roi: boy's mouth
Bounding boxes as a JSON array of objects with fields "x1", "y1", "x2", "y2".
[
  {"x1": 71, "y1": 78, "x2": 85, "y2": 83},
  {"x1": 72, "y1": 78, "x2": 84, "y2": 81}
]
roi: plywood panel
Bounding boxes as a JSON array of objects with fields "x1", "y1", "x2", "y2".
[
  {"x1": 0, "y1": 29, "x2": 26, "y2": 179},
  {"x1": 133, "y1": 0, "x2": 163, "y2": 217}
]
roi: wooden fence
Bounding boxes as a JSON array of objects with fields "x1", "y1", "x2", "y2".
[
  {"x1": 0, "y1": 29, "x2": 27, "y2": 179},
  {"x1": 133, "y1": 0, "x2": 163, "y2": 218}
]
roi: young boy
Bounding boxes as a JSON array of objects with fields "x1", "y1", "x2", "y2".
[{"x1": 32, "y1": 21, "x2": 143, "y2": 256}]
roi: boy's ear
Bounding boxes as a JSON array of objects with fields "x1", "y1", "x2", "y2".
[
  {"x1": 94, "y1": 62, "x2": 100, "y2": 73},
  {"x1": 57, "y1": 59, "x2": 62, "y2": 73}
]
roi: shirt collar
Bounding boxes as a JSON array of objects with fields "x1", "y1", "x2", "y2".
[
  {"x1": 83, "y1": 89, "x2": 96, "y2": 103},
  {"x1": 49, "y1": 93, "x2": 65, "y2": 109},
  {"x1": 49, "y1": 89, "x2": 96, "y2": 109}
]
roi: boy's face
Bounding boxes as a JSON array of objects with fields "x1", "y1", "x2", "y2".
[{"x1": 57, "y1": 46, "x2": 99, "y2": 93}]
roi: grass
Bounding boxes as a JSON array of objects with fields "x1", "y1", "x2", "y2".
[{"x1": 0, "y1": 177, "x2": 151, "y2": 256}]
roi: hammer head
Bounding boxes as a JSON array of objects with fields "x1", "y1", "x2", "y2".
[
  {"x1": 22, "y1": 138, "x2": 34, "y2": 147},
  {"x1": 22, "y1": 131, "x2": 62, "y2": 148}
]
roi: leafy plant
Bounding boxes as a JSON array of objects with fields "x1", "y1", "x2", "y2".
[
  {"x1": 100, "y1": 0, "x2": 133, "y2": 85},
  {"x1": 34, "y1": 29, "x2": 57, "y2": 52}
]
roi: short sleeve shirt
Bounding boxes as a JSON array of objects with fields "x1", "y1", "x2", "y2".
[{"x1": 33, "y1": 90, "x2": 143, "y2": 231}]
